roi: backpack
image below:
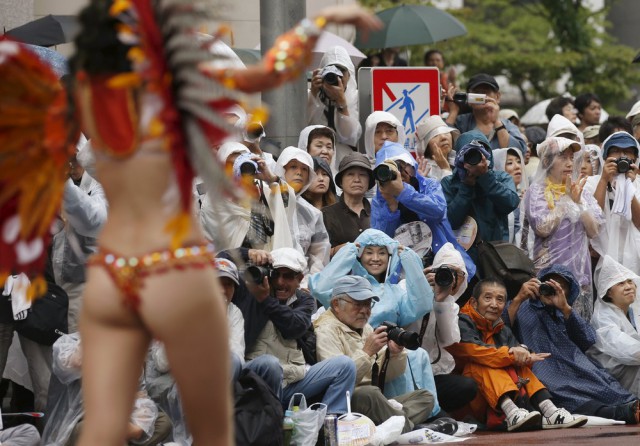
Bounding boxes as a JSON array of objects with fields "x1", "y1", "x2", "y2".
[
  {"x1": 234, "y1": 369, "x2": 284, "y2": 446},
  {"x1": 476, "y1": 240, "x2": 535, "y2": 299},
  {"x1": 15, "y1": 281, "x2": 68, "y2": 345}
]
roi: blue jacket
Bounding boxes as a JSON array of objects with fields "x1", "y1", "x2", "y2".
[
  {"x1": 371, "y1": 142, "x2": 476, "y2": 280},
  {"x1": 503, "y1": 264, "x2": 636, "y2": 412},
  {"x1": 453, "y1": 114, "x2": 527, "y2": 154},
  {"x1": 441, "y1": 131, "x2": 520, "y2": 247}
]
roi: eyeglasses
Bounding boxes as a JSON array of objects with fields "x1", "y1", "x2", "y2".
[
  {"x1": 338, "y1": 298, "x2": 374, "y2": 309},
  {"x1": 271, "y1": 270, "x2": 297, "y2": 281}
]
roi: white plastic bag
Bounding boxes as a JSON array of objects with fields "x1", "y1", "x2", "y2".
[{"x1": 287, "y1": 393, "x2": 327, "y2": 446}]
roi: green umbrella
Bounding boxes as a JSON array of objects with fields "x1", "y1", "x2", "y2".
[{"x1": 354, "y1": 4, "x2": 467, "y2": 50}]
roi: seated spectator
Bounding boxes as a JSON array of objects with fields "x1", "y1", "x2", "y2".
[
  {"x1": 590, "y1": 255, "x2": 640, "y2": 398},
  {"x1": 546, "y1": 114, "x2": 582, "y2": 142},
  {"x1": 415, "y1": 115, "x2": 459, "y2": 181},
  {"x1": 447, "y1": 279, "x2": 587, "y2": 431},
  {"x1": 307, "y1": 46, "x2": 361, "y2": 166},
  {"x1": 575, "y1": 93, "x2": 602, "y2": 132},
  {"x1": 372, "y1": 141, "x2": 475, "y2": 278},
  {"x1": 309, "y1": 228, "x2": 440, "y2": 415},
  {"x1": 363, "y1": 111, "x2": 405, "y2": 162},
  {"x1": 524, "y1": 137, "x2": 603, "y2": 320},
  {"x1": 599, "y1": 116, "x2": 634, "y2": 143},
  {"x1": 298, "y1": 125, "x2": 337, "y2": 172},
  {"x1": 446, "y1": 73, "x2": 527, "y2": 153},
  {"x1": 584, "y1": 132, "x2": 640, "y2": 274},
  {"x1": 406, "y1": 243, "x2": 479, "y2": 413},
  {"x1": 582, "y1": 125, "x2": 601, "y2": 146},
  {"x1": 302, "y1": 157, "x2": 338, "y2": 210},
  {"x1": 275, "y1": 147, "x2": 330, "y2": 283},
  {"x1": 492, "y1": 147, "x2": 528, "y2": 244},
  {"x1": 200, "y1": 149, "x2": 297, "y2": 251},
  {"x1": 504, "y1": 265, "x2": 640, "y2": 423},
  {"x1": 43, "y1": 333, "x2": 172, "y2": 445},
  {"x1": 314, "y1": 275, "x2": 434, "y2": 433},
  {"x1": 245, "y1": 248, "x2": 356, "y2": 414},
  {"x1": 441, "y1": 131, "x2": 520, "y2": 261},
  {"x1": 545, "y1": 96, "x2": 577, "y2": 124},
  {"x1": 322, "y1": 153, "x2": 374, "y2": 256}
]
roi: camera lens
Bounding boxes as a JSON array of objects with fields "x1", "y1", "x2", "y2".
[
  {"x1": 617, "y1": 157, "x2": 631, "y2": 174},
  {"x1": 245, "y1": 265, "x2": 269, "y2": 284},
  {"x1": 387, "y1": 326, "x2": 420, "y2": 350},
  {"x1": 240, "y1": 161, "x2": 257, "y2": 176},
  {"x1": 539, "y1": 283, "x2": 555, "y2": 296},
  {"x1": 452, "y1": 92, "x2": 468, "y2": 105},
  {"x1": 463, "y1": 149, "x2": 482, "y2": 166},
  {"x1": 434, "y1": 267, "x2": 455, "y2": 287},
  {"x1": 373, "y1": 164, "x2": 397, "y2": 183},
  {"x1": 323, "y1": 72, "x2": 339, "y2": 86}
]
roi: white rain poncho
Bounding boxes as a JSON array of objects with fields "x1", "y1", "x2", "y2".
[
  {"x1": 199, "y1": 146, "x2": 298, "y2": 251},
  {"x1": 44, "y1": 334, "x2": 160, "y2": 445},
  {"x1": 523, "y1": 137, "x2": 605, "y2": 320},
  {"x1": 588, "y1": 255, "x2": 640, "y2": 397},
  {"x1": 363, "y1": 111, "x2": 406, "y2": 163},
  {"x1": 307, "y1": 46, "x2": 362, "y2": 167},
  {"x1": 573, "y1": 144, "x2": 604, "y2": 178},
  {"x1": 584, "y1": 133, "x2": 640, "y2": 274},
  {"x1": 406, "y1": 242, "x2": 466, "y2": 375},
  {"x1": 493, "y1": 147, "x2": 529, "y2": 244},
  {"x1": 547, "y1": 114, "x2": 585, "y2": 146},
  {"x1": 275, "y1": 147, "x2": 330, "y2": 284}
]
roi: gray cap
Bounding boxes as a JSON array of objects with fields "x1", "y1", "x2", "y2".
[{"x1": 331, "y1": 276, "x2": 379, "y2": 302}]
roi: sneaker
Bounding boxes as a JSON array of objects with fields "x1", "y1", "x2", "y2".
[
  {"x1": 542, "y1": 408, "x2": 588, "y2": 429},
  {"x1": 415, "y1": 417, "x2": 458, "y2": 436},
  {"x1": 507, "y1": 408, "x2": 542, "y2": 432}
]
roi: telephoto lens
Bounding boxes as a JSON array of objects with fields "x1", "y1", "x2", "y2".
[
  {"x1": 380, "y1": 321, "x2": 420, "y2": 350},
  {"x1": 373, "y1": 163, "x2": 398, "y2": 183},
  {"x1": 463, "y1": 148, "x2": 483, "y2": 166},
  {"x1": 434, "y1": 266, "x2": 455, "y2": 287},
  {"x1": 245, "y1": 265, "x2": 272, "y2": 285}
]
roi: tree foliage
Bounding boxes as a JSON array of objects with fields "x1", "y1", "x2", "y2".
[{"x1": 359, "y1": 0, "x2": 640, "y2": 113}]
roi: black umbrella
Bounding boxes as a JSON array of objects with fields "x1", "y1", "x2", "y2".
[{"x1": 6, "y1": 15, "x2": 79, "y2": 47}]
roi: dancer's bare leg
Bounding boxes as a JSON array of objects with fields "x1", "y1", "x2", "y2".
[
  {"x1": 78, "y1": 263, "x2": 232, "y2": 446},
  {"x1": 77, "y1": 267, "x2": 151, "y2": 446}
]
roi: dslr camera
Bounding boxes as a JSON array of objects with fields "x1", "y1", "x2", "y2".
[
  {"x1": 462, "y1": 141, "x2": 485, "y2": 166},
  {"x1": 373, "y1": 160, "x2": 399, "y2": 184},
  {"x1": 379, "y1": 321, "x2": 420, "y2": 350},
  {"x1": 235, "y1": 152, "x2": 260, "y2": 176},
  {"x1": 244, "y1": 264, "x2": 273, "y2": 285},
  {"x1": 433, "y1": 266, "x2": 456, "y2": 288},
  {"x1": 320, "y1": 65, "x2": 344, "y2": 86},
  {"x1": 615, "y1": 156, "x2": 633, "y2": 174},
  {"x1": 452, "y1": 92, "x2": 487, "y2": 106},
  {"x1": 538, "y1": 282, "x2": 555, "y2": 296}
]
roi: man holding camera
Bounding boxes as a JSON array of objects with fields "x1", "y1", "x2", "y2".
[
  {"x1": 314, "y1": 275, "x2": 435, "y2": 433},
  {"x1": 584, "y1": 131, "x2": 640, "y2": 274},
  {"x1": 371, "y1": 141, "x2": 476, "y2": 279},
  {"x1": 308, "y1": 47, "x2": 362, "y2": 166},
  {"x1": 445, "y1": 73, "x2": 526, "y2": 153},
  {"x1": 245, "y1": 247, "x2": 357, "y2": 414},
  {"x1": 502, "y1": 265, "x2": 640, "y2": 424}
]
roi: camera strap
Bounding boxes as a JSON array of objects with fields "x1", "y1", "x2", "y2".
[
  {"x1": 371, "y1": 349, "x2": 391, "y2": 394},
  {"x1": 417, "y1": 313, "x2": 442, "y2": 365}
]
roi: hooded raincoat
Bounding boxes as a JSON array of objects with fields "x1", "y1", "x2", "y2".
[
  {"x1": 307, "y1": 47, "x2": 361, "y2": 167},
  {"x1": 363, "y1": 111, "x2": 406, "y2": 162},
  {"x1": 372, "y1": 141, "x2": 476, "y2": 280},
  {"x1": 524, "y1": 137, "x2": 605, "y2": 321},
  {"x1": 308, "y1": 228, "x2": 440, "y2": 415},
  {"x1": 492, "y1": 147, "x2": 528, "y2": 245},
  {"x1": 589, "y1": 255, "x2": 640, "y2": 398},
  {"x1": 298, "y1": 125, "x2": 338, "y2": 173},
  {"x1": 503, "y1": 264, "x2": 635, "y2": 413},
  {"x1": 441, "y1": 131, "x2": 520, "y2": 258},
  {"x1": 275, "y1": 147, "x2": 330, "y2": 284}
]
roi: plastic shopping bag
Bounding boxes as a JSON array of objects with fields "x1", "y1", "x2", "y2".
[{"x1": 287, "y1": 393, "x2": 327, "y2": 446}]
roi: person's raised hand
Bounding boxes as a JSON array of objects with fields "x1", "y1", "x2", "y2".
[
  {"x1": 387, "y1": 340, "x2": 404, "y2": 355},
  {"x1": 416, "y1": 154, "x2": 431, "y2": 178},
  {"x1": 318, "y1": 4, "x2": 383, "y2": 38},
  {"x1": 310, "y1": 68, "x2": 323, "y2": 98},
  {"x1": 514, "y1": 278, "x2": 540, "y2": 304},
  {"x1": 463, "y1": 154, "x2": 489, "y2": 185},
  {"x1": 566, "y1": 174, "x2": 587, "y2": 204},
  {"x1": 363, "y1": 326, "x2": 389, "y2": 356},
  {"x1": 600, "y1": 157, "x2": 619, "y2": 184},
  {"x1": 246, "y1": 276, "x2": 270, "y2": 303},
  {"x1": 627, "y1": 163, "x2": 639, "y2": 182},
  {"x1": 248, "y1": 249, "x2": 272, "y2": 266},
  {"x1": 322, "y1": 76, "x2": 347, "y2": 106},
  {"x1": 546, "y1": 279, "x2": 571, "y2": 315}
]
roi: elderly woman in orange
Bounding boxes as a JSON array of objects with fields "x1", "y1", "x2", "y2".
[
  {"x1": 0, "y1": 1, "x2": 380, "y2": 444},
  {"x1": 447, "y1": 279, "x2": 587, "y2": 432}
]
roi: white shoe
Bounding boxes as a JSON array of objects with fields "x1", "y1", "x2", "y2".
[
  {"x1": 542, "y1": 408, "x2": 588, "y2": 429},
  {"x1": 507, "y1": 408, "x2": 541, "y2": 432}
]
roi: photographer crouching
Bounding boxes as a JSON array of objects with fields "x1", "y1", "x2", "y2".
[{"x1": 314, "y1": 275, "x2": 436, "y2": 433}]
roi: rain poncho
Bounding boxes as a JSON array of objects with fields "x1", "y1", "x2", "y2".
[
  {"x1": 43, "y1": 334, "x2": 160, "y2": 445},
  {"x1": 573, "y1": 144, "x2": 603, "y2": 178},
  {"x1": 371, "y1": 142, "x2": 476, "y2": 280},
  {"x1": 199, "y1": 146, "x2": 298, "y2": 251},
  {"x1": 441, "y1": 131, "x2": 520, "y2": 256},
  {"x1": 502, "y1": 264, "x2": 635, "y2": 413},
  {"x1": 308, "y1": 228, "x2": 440, "y2": 416},
  {"x1": 523, "y1": 137, "x2": 604, "y2": 320},
  {"x1": 275, "y1": 146, "x2": 330, "y2": 284},
  {"x1": 307, "y1": 46, "x2": 362, "y2": 167},
  {"x1": 363, "y1": 111, "x2": 406, "y2": 162},
  {"x1": 589, "y1": 255, "x2": 640, "y2": 398},
  {"x1": 584, "y1": 134, "x2": 640, "y2": 274},
  {"x1": 492, "y1": 147, "x2": 528, "y2": 244},
  {"x1": 406, "y1": 243, "x2": 467, "y2": 376},
  {"x1": 546, "y1": 114, "x2": 584, "y2": 146}
]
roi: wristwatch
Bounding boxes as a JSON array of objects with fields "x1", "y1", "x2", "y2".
[{"x1": 494, "y1": 124, "x2": 506, "y2": 132}]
